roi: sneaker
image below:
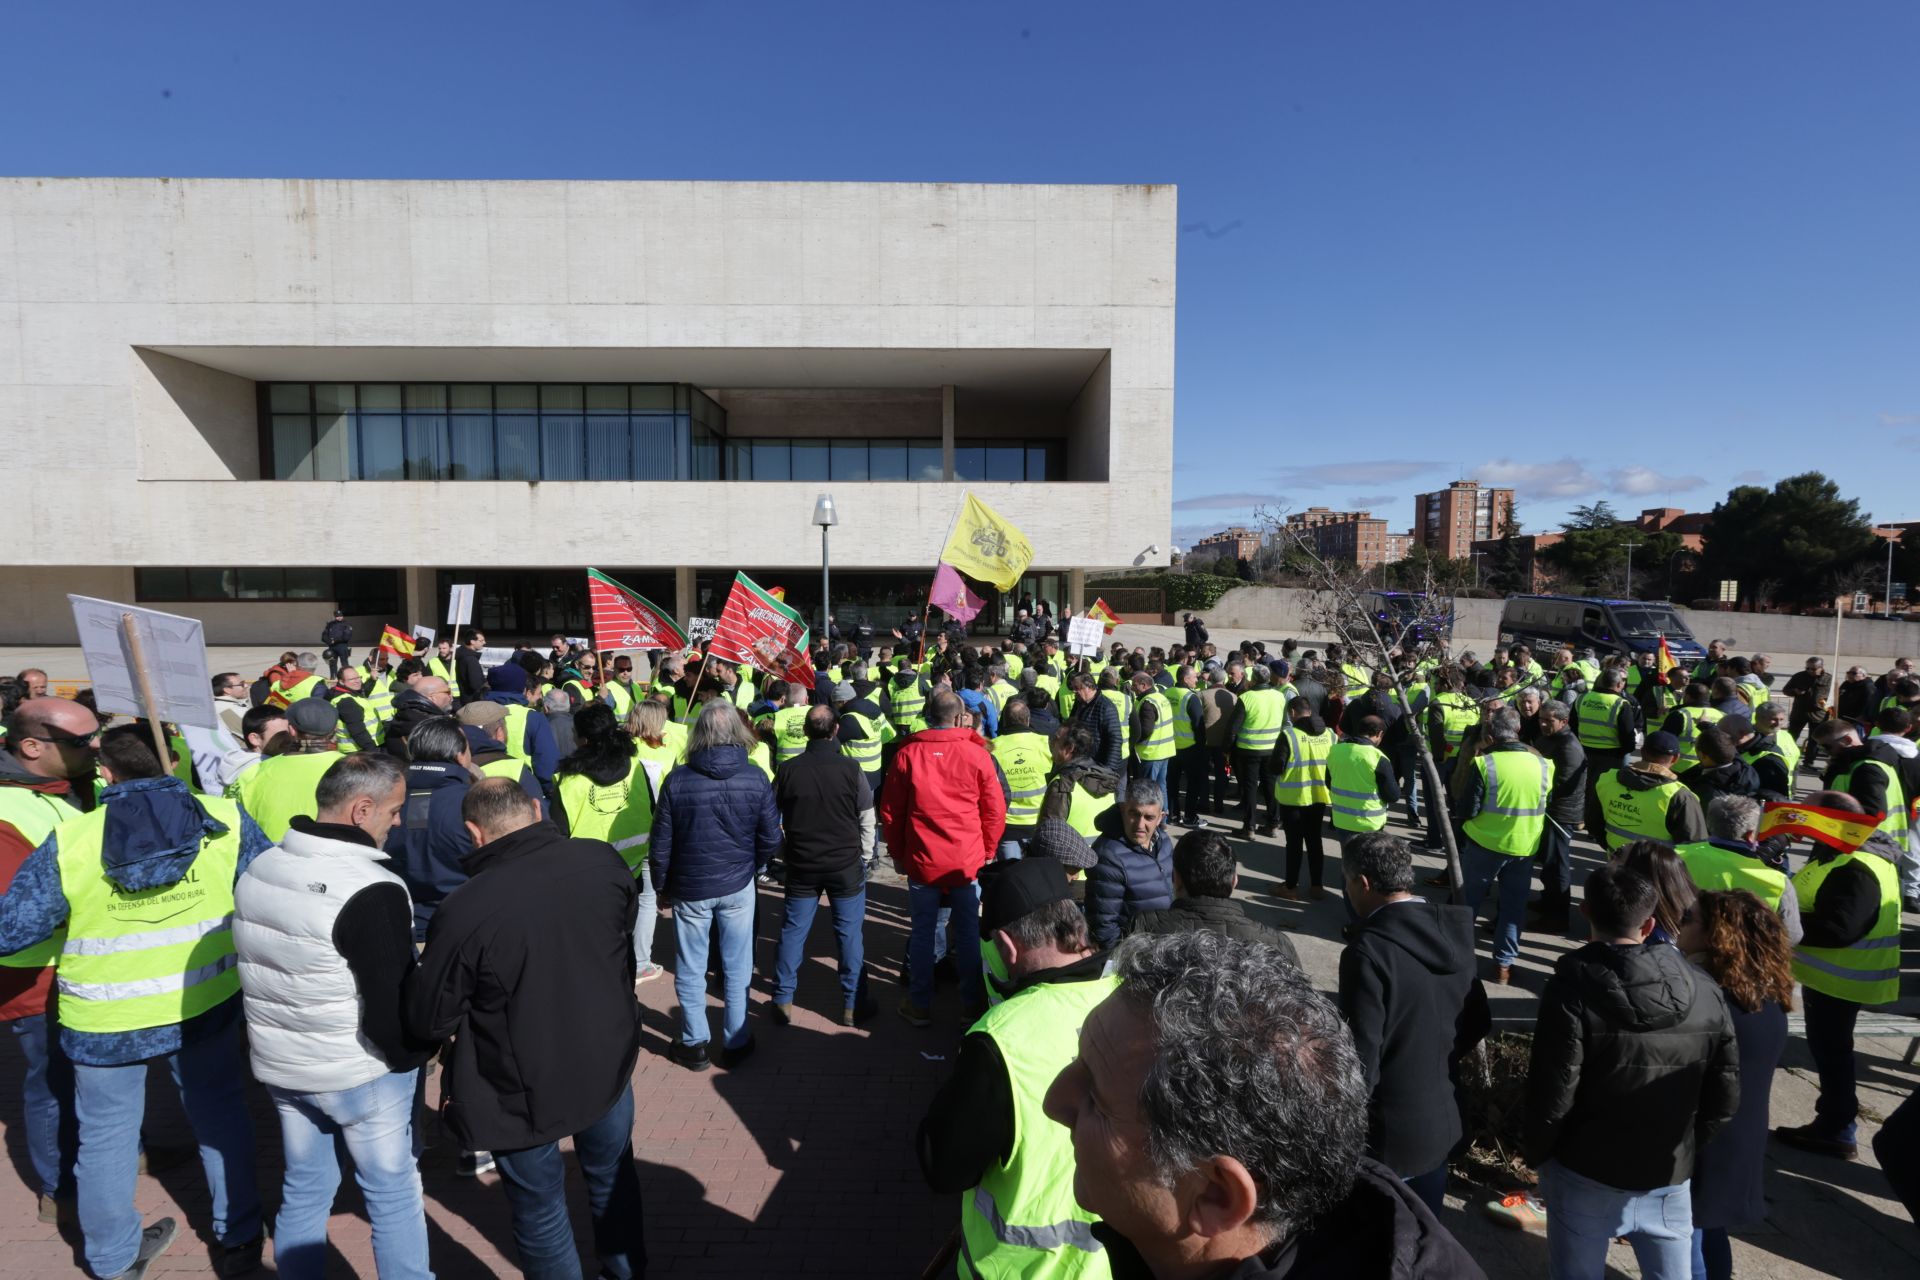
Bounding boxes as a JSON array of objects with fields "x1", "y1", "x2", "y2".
[
  {"x1": 897, "y1": 998, "x2": 932, "y2": 1028},
  {"x1": 1482, "y1": 1192, "x2": 1547, "y2": 1232},
  {"x1": 220, "y1": 1235, "x2": 265, "y2": 1277},
  {"x1": 670, "y1": 1041, "x2": 712, "y2": 1072},
  {"x1": 457, "y1": 1150, "x2": 496, "y2": 1177},
  {"x1": 1272, "y1": 885, "x2": 1303, "y2": 903},
  {"x1": 107, "y1": 1216, "x2": 178, "y2": 1280},
  {"x1": 634, "y1": 963, "x2": 664, "y2": 986},
  {"x1": 720, "y1": 1035, "x2": 756, "y2": 1069},
  {"x1": 1256, "y1": 824, "x2": 1278, "y2": 838},
  {"x1": 840, "y1": 996, "x2": 878, "y2": 1026},
  {"x1": 769, "y1": 1002, "x2": 793, "y2": 1025},
  {"x1": 1773, "y1": 1124, "x2": 1858, "y2": 1160}
]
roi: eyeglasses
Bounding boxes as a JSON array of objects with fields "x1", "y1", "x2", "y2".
[{"x1": 27, "y1": 729, "x2": 100, "y2": 750}]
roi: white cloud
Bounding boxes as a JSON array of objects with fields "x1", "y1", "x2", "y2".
[
  {"x1": 1607, "y1": 466, "x2": 1704, "y2": 496},
  {"x1": 1473, "y1": 457, "x2": 1600, "y2": 498},
  {"x1": 1276, "y1": 460, "x2": 1446, "y2": 489},
  {"x1": 1348, "y1": 493, "x2": 1400, "y2": 510},
  {"x1": 1171, "y1": 491, "x2": 1283, "y2": 512}
]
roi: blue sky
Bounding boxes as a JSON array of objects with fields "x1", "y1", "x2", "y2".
[{"x1": 6, "y1": 1, "x2": 1915, "y2": 547}]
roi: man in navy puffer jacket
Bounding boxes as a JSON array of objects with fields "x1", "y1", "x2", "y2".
[
  {"x1": 1086, "y1": 778, "x2": 1175, "y2": 948},
  {"x1": 650, "y1": 702, "x2": 784, "y2": 1071}
]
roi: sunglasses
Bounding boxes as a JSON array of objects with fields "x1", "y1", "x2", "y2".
[{"x1": 28, "y1": 729, "x2": 100, "y2": 750}]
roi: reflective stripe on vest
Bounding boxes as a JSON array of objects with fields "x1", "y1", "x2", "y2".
[
  {"x1": 1235, "y1": 688, "x2": 1285, "y2": 750},
  {"x1": 1101, "y1": 689, "x2": 1132, "y2": 751},
  {"x1": 1593, "y1": 769, "x2": 1682, "y2": 850},
  {"x1": 427, "y1": 657, "x2": 460, "y2": 700},
  {"x1": 0, "y1": 787, "x2": 75, "y2": 968},
  {"x1": 1833, "y1": 758, "x2": 1912, "y2": 840},
  {"x1": 1273, "y1": 726, "x2": 1332, "y2": 806},
  {"x1": 234, "y1": 751, "x2": 340, "y2": 843},
  {"x1": 1436, "y1": 694, "x2": 1479, "y2": 754},
  {"x1": 1676, "y1": 842, "x2": 1787, "y2": 910},
  {"x1": 556, "y1": 755, "x2": 659, "y2": 876},
  {"x1": 1674, "y1": 707, "x2": 1723, "y2": 770},
  {"x1": 959, "y1": 975, "x2": 1120, "y2": 1279},
  {"x1": 53, "y1": 796, "x2": 243, "y2": 1033},
  {"x1": 1327, "y1": 741, "x2": 1389, "y2": 831},
  {"x1": 1575, "y1": 692, "x2": 1628, "y2": 751},
  {"x1": 605, "y1": 681, "x2": 636, "y2": 719},
  {"x1": 333, "y1": 695, "x2": 385, "y2": 752},
  {"x1": 773, "y1": 706, "x2": 811, "y2": 764},
  {"x1": 1168, "y1": 688, "x2": 1198, "y2": 751},
  {"x1": 1792, "y1": 851, "x2": 1902, "y2": 1004},
  {"x1": 840, "y1": 711, "x2": 885, "y2": 773},
  {"x1": 1462, "y1": 750, "x2": 1552, "y2": 856},
  {"x1": 992, "y1": 733, "x2": 1053, "y2": 826},
  {"x1": 887, "y1": 680, "x2": 927, "y2": 732},
  {"x1": 1136, "y1": 691, "x2": 1175, "y2": 761}
]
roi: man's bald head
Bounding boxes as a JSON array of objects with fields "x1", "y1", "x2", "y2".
[
  {"x1": 415, "y1": 676, "x2": 453, "y2": 710},
  {"x1": 15, "y1": 670, "x2": 48, "y2": 698},
  {"x1": 4, "y1": 696, "x2": 102, "y2": 779}
]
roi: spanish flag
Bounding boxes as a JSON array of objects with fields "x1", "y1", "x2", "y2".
[
  {"x1": 377, "y1": 625, "x2": 418, "y2": 659},
  {"x1": 940, "y1": 493, "x2": 1035, "y2": 592},
  {"x1": 1088, "y1": 597, "x2": 1124, "y2": 634},
  {"x1": 1758, "y1": 801, "x2": 1883, "y2": 853},
  {"x1": 1656, "y1": 636, "x2": 1679, "y2": 684}
]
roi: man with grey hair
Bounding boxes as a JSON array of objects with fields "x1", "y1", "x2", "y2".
[
  {"x1": 1675, "y1": 793, "x2": 1803, "y2": 946},
  {"x1": 1087, "y1": 778, "x2": 1175, "y2": 949},
  {"x1": 1455, "y1": 705, "x2": 1554, "y2": 984},
  {"x1": 1044, "y1": 929, "x2": 1482, "y2": 1278},
  {"x1": 234, "y1": 752, "x2": 432, "y2": 1278},
  {"x1": 541, "y1": 687, "x2": 577, "y2": 760}
]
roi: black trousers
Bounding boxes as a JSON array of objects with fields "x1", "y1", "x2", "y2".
[
  {"x1": 1279, "y1": 803, "x2": 1327, "y2": 887},
  {"x1": 1170, "y1": 745, "x2": 1208, "y2": 818},
  {"x1": 1235, "y1": 748, "x2": 1276, "y2": 830}
]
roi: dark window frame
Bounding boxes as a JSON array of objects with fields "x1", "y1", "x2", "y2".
[{"x1": 134, "y1": 567, "x2": 403, "y2": 615}]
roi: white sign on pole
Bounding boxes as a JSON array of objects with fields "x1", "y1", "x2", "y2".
[
  {"x1": 67, "y1": 595, "x2": 219, "y2": 729},
  {"x1": 412, "y1": 624, "x2": 437, "y2": 649},
  {"x1": 1066, "y1": 616, "x2": 1105, "y2": 657},
  {"x1": 1854, "y1": 592, "x2": 1871, "y2": 614},
  {"x1": 687, "y1": 617, "x2": 718, "y2": 645},
  {"x1": 446, "y1": 584, "x2": 475, "y2": 627}
]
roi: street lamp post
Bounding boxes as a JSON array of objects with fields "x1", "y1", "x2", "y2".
[
  {"x1": 1883, "y1": 532, "x2": 1898, "y2": 618},
  {"x1": 1621, "y1": 541, "x2": 1641, "y2": 599},
  {"x1": 812, "y1": 493, "x2": 838, "y2": 645}
]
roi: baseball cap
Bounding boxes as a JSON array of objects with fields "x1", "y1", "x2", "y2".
[
  {"x1": 457, "y1": 701, "x2": 507, "y2": 729},
  {"x1": 1641, "y1": 731, "x2": 1682, "y2": 758},
  {"x1": 981, "y1": 856, "x2": 1077, "y2": 933},
  {"x1": 286, "y1": 699, "x2": 338, "y2": 736}
]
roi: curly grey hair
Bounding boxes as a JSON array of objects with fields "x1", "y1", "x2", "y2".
[{"x1": 1110, "y1": 929, "x2": 1366, "y2": 1239}]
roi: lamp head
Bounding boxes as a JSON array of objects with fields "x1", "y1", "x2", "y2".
[{"x1": 812, "y1": 493, "x2": 839, "y2": 528}]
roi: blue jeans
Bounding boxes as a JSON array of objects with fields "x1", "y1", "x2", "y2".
[
  {"x1": 1542, "y1": 1160, "x2": 1693, "y2": 1280},
  {"x1": 773, "y1": 886, "x2": 866, "y2": 1008},
  {"x1": 1802, "y1": 986, "x2": 1861, "y2": 1143},
  {"x1": 493, "y1": 1084, "x2": 645, "y2": 1280},
  {"x1": 1460, "y1": 836, "x2": 1533, "y2": 968},
  {"x1": 907, "y1": 879, "x2": 983, "y2": 1009},
  {"x1": 8, "y1": 1012, "x2": 76, "y2": 1199},
  {"x1": 672, "y1": 880, "x2": 756, "y2": 1049},
  {"x1": 996, "y1": 830, "x2": 1030, "y2": 861},
  {"x1": 633, "y1": 873, "x2": 659, "y2": 971},
  {"x1": 1135, "y1": 757, "x2": 1169, "y2": 810},
  {"x1": 72, "y1": 1017, "x2": 263, "y2": 1277},
  {"x1": 269, "y1": 1069, "x2": 429, "y2": 1280}
]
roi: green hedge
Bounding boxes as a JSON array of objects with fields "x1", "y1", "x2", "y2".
[{"x1": 1086, "y1": 572, "x2": 1242, "y2": 613}]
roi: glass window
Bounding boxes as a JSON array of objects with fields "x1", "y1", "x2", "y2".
[
  {"x1": 953, "y1": 444, "x2": 986, "y2": 482},
  {"x1": 135, "y1": 568, "x2": 188, "y2": 600},
  {"x1": 404, "y1": 414, "x2": 450, "y2": 480},
  {"x1": 335, "y1": 569, "x2": 401, "y2": 615},
  {"x1": 449, "y1": 383, "x2": 491, "y2": 412},
  {"x1": 751, "y1": 439, "x2": 791, "y2": 482},
  {"x1": 909, "y1": 441, "x2": 943, "y2": 482},
  {"x1": 690, "y1": 425, "x2": 721, "y2": 480},
  {"x1": 790, "y1": 439, "x2": 829, "y2": 482},
  {"x1": 830, "y1": 440, "x2": 869, "y2": 481},
  {"x1": 236, "y1": 568, "x2": 284, "y2": 600},
  {"x1": 986, "y1": 445, "x2": 1024, "y2": 482},
  {"x1": 586, "y1": 384, "x2": 628, "y2": 413},
  {"x1": 188, "y1": 568, "x2": 233, "y2": 599},
  {"x1": 360, "y1": 384, "x2": 402, "y2": 411},
  {"x1": 496, "y1": 415, "x2": 539, "y2": 480},
  {"x1": 631, "y1": 384, "x2": 676, "y2": 412},
  {"x1": 358, "y1": 416, "x2": 404, "y2": 480},
  {"x1": 634, "y1": 415, "x2": 676, "y2": 480},
  {"x1": 272, "y1": 416, "x2": 313, "y2": 480},
  {"x1": 496, "y1": 384, "x2": 538, "y2": 412},
  {"x1": 869, "y1": 439, "x2": 907, "y2": 481},
  {"x1": 541, "y1": 416, "x2": 585, "y2": 480},
  {"x1": 1026, "y1": 445, "x2": 1049, "y2": 482},
  {"x1": 283, "y1": 568, "x2": 328, "y2": 600},
  {"x1": 313, "y1": 414, "x2": 355, "y2": 481},
  {"x1": 540, "y1": 384, "x2": 583, "y2": 412},
  {"x1": 691, "y1": 388, "x2": 724, "y2": 424},
  {"x1": 404, "y1": 383, "x2": 447, "y2": 410},
  {"x1": 268, "y1": 384, "x2": 309, "y2": 413},
  {"x1": 449, "y1": 417, "x2": 494, "y2": 480},
  {"x1": 585, "y1": 418, "x2": 631, "y2": 480},
  {"x1": 728, "y1": 440, "x2": 753, "y2": 481},
  {"x1": 314, "y1": 383, "x2": 355, "y2": 413}
]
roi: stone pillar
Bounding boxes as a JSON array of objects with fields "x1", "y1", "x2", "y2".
[
  {"x1": 674, "y1": 565, "x2": 697, "y2": 632},
  {"x1": 1068, "y1": 567, "x2": 1086, "y2": 614},
  {"x1": 941, "y1": 384, "x2": 955, "y2": 482},
  {"x1": 402, "y1": 567, "x2": 433, "y2": 633}
]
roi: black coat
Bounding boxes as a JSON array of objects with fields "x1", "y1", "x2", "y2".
[
  {"x1": 383, "y1": 687, "x2": 449, "y2": 761},
  {"x1": 454, "y1": 648, "x2": 487, "y2": 706},
  {"x1": 1691, "y1": 997, "x2": 1787, "y2": 1229},
  {"x1": 1129, "y1": 895, "x2": 1302, "y2": 970},
  {"x1": 772, "y1": 739, "x2": 871, "y2": 895},
  {"x1": 1068, "y1": 692, "x2": 1125, "y2": 776},
  {"x1": 1525, "y1": 940, "x2": 1739, "y2": 1191},
  {"x1": 404, "y1": 821, "x2": 641, "y2": 1152},
  {"x1": 1338, "y1": 901, "x2": 1489, "y2": 1177}
]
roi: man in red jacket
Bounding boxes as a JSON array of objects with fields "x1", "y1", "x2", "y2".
[{"x1": 879, "y1": 691, "x2": 1008, "y2": 1027}]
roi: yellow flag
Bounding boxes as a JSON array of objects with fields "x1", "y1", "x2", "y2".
[{"x1": 940, "y1": 493, "x2": 1034, "y2": 591}]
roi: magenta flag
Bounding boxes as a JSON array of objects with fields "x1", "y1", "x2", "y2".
[{"x1": 930, "y1": 561, "x2": 986, "y2": 623}]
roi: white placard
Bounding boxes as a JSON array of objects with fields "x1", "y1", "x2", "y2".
[
  {"x1": 479, "y1": 646, "x2": 515, "y2": 670},
  {"x1": 564, "y1": 635, "x2": 592, "y2": 651},
  {"x1": 67, "y1": 595, "x2": 218, "y2": 729},
  {"x1": 1066, "y1": 616, "x2": 1105, "y2": 657},
  {"x1": 446, "y1": 584, "x2": 475, "y2": 627},
  {"x1": 412, "y1": 624, "x2": 437, "y2": 649},
  {"x1": 687, "y1": 617, "x2": 718, "y2": 644}
]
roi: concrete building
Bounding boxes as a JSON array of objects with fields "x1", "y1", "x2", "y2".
[
  {"x1": 1415, "y1": 480, "x2": 1515, "y2": 560},
  {"x1": 0, "y1": 178, "x2": 1176, "y2": 644},
  {"x1": 1192, "y1": 526, "x2": 1264, "y2": 564},
  {"x1": 1284, "y1": 507, "x2": 1403, "y2": 569}
]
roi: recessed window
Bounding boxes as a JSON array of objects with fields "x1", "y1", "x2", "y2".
[{"x1": 136, "y1": 567, "x2": 401, "y2": 614}]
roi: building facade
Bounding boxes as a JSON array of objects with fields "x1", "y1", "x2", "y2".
[
  {"x1": 0, "y1": 178, "x2": 1176, "y2": 643},
  {"x1": 1415, "y1": 480, "x2": 1515, "y2": 560},
  {"x1": 1192, "y1": 526, "x2": 1264, "y2": 563},
  {"x1": 1285, "y1": 507, "x2": 1404, "y2": 569}
]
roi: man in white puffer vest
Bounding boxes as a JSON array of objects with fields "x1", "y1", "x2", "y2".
[{"x1": 232, "y1": 752, "x2": 434, "y2": 1280}]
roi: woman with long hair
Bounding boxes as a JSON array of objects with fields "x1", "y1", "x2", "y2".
[
  {"x1": 1688, "y1": 889, "x2": 1793, "y2": 1280},
  {"x1": 555, "y1": 703, "x2": 664, "y2": 985},
  {"x1": 1610, "y1": 840, "x2": 1700, "y2": 947},
  {"x1": 627, "y1": 700, "x2": 686, "y2": 778}
]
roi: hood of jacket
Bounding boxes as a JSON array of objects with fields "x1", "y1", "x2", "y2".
[
  {"x1": 1685, "y1": 759, "x2": 1760, "y2": 795},
  {"x1": 1360, "y1": 899, "x2": 1475, "y2": 978},
  {"x1": 1617, "y1": 763, "x2": 1680, "y2": 792},
  {"x1": 686, "y1": 743, "x2": 751, "y2": 780},
  {"x1": 1874, "y1": 734, "x2": 1919, "y2": 761},
  {"x1": 1559, "y1": 940, "x2": 1698, "y2": 1035},
  {"x1": 1060, "y1": 757, "x2": 1120, "y2": 798},
  {"x1": 0, "y1": 748, "x2": 72, "y2": 797},
  {"x1": 99, "y1": 776, "x2": 230, "y2": 893}
]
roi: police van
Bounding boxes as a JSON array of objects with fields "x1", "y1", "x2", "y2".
[{"x1": 1496, "y1": 595, "x2": 1706, "y2": 665}]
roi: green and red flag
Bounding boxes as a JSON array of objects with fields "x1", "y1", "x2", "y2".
[
  {"x1": 587, "y1": 569, "x2": 687, "y2": 653},
  {"x1": 708, "y1": 572, "x2": 815, "y2": 689}
]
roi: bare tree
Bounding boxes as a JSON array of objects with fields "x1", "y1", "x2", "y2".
[{"x1": 1254, "y1": 506, "x2": 1467, "y2": 899}]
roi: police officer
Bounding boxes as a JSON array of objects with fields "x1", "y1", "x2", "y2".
[
  {"x1": 991, "y1": 701, "x2": 1055, "y2": 861},
  {"x1": 915, "y1": 858, "x2": 1117, "y2": 1280},
  {"x1": 319, "y1": 609, "x2": 354, "y2": 680},
  {"x1": 1455, "y1": 705, "x2": 1553, "y2": 984},
  {"x1": 1226, "y1": 664, "x2": 1286, "y2": 839}
]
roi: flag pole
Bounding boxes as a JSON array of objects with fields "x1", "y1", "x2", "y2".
[{"x1": 682, "y1": 652, "x2": 713, "y2": 723}]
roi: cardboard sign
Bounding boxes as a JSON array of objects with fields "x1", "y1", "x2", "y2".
[
  {"x1": 67, "y1": 595, "x2": 218, "y2": 729},
  {"x1": 1066, "y1": 616, "x2": 1105, "y2": 657},
  {"x1": 687, "y1": 616, "x2": 718, "y2": 644},
  {"x1": 446, "y1": 584, "x2": 475, "y2": 627}
]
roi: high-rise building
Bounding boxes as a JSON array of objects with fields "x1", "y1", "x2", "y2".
[
  {"x1": 1193, "y1": 526, "x2": 1264, "y2": 562},
  {"x1": 1284, "y1": 508, "x2": 1404, "y2": 568},
  {"x1": 1415, "y1": 480, "x2": 1515, "y2": 560}
]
